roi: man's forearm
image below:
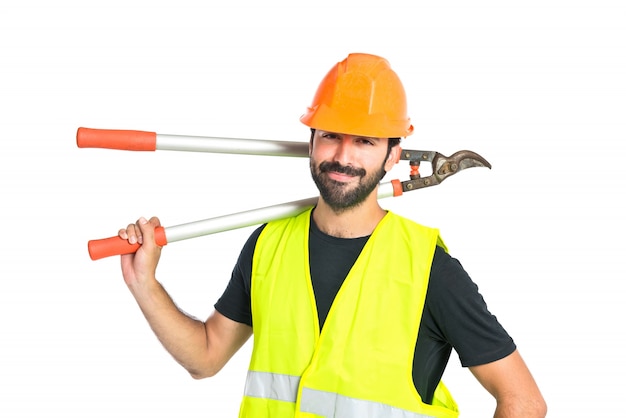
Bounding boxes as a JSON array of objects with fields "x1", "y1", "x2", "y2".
[{"x1": 128, "y1": 277, "x2": 212, "y2": 377}]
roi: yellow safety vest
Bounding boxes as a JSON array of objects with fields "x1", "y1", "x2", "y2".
[{"x1": 239, "y1": 209, "x2": 459, "y2": 418}]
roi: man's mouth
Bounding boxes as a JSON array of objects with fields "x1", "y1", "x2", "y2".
[
  {"x1": 327, "y1": 171, "x2": 357, "y2": 183},
  {"x1": 319, "y1": 161, "x2": 366, "y2": 182}
]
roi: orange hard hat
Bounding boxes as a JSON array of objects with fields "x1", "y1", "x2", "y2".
[{"x1": 300, "y1": 53, "x2": 414, "y2": 138}]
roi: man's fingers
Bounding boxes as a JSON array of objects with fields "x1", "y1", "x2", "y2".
[
  {"x1": 136, "y1": 217, "x2": 151, "y2": 245},
  {"x1": 118, "y1": 217, "x2": 160, "y2": 246},
  {"x1": 119, "y1": 223, "x2": 139, "y2": 244}
]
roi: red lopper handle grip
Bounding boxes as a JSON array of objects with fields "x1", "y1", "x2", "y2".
[
  {"x1": 76, "y1": 127, "x2": 157, "y2": 151},
  {"x1": 87, "y1": 227, "x2": 168, "y2": 260}
]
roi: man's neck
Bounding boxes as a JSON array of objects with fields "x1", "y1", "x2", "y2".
[{"x1": 312, "y1": 194, "x2": 387, "y2": 239}]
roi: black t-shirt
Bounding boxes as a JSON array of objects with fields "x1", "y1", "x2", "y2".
[{"x1": 215, "y1": 216, "x2": 516, "y2": 404}]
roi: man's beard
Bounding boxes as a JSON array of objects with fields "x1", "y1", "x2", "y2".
[{"x1": 310, "y1": 159, "x2": 387, "y2": 214}]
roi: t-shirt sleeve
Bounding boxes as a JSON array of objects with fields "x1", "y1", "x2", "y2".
[
  {"x1": 213, "y1": 225, "x2": 265, "y2": 327},
  {"x1": 428, "y1": 246, "x2": 517, "y2": 367}
]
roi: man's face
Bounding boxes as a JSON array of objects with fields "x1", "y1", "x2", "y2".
[{"x1": 309, "y1": 130, "x2": 395, "y2": 213}]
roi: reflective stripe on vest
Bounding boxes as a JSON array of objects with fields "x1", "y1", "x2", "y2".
[
  {"x1": 244, "y1": 371, "x2": 439, "y2": 418},
  {"x1": 301, "y1": 387, "x2": 439, "y2": 418},
  {"x1": 244, "y1": 370, "x2": 300, "y2": 403}
]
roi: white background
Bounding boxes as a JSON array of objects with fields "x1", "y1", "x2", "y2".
[{"x1": 1, "y1": 1, "x2": 624, "y2": 416}]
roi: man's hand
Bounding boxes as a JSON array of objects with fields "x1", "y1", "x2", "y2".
[{"x1": 118, "y1": 216, "x2": 162, "y2": 289}]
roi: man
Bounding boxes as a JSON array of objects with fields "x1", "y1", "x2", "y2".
[{"x1": 118, "y1": 53, "x2": 547, "y2": 417}]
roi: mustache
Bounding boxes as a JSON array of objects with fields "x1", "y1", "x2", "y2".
[{"x1": 318, "y1": 161, "x2": 366, "y2": 177}]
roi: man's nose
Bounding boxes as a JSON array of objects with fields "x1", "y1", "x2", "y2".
[{"x1": 332, "y1": 137, "x2": 355, "y2": 164}]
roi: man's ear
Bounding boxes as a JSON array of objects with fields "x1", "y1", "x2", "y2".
[{"x1": 384, "y1": 143, "x2": 402, "y2": 172}]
